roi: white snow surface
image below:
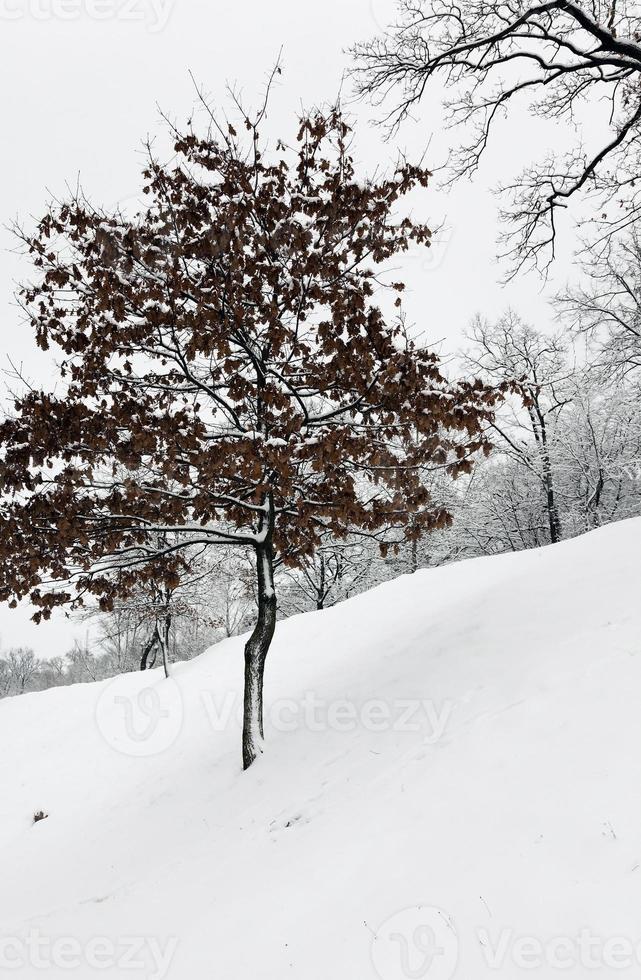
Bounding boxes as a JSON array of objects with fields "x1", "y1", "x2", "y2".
[{"x1": 1, "y1": 519, "x2": 640, "y2": 979}]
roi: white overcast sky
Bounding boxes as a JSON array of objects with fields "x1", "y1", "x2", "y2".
[{"x1": 0, "y1": 0, "x2": 583, "y2": 656}]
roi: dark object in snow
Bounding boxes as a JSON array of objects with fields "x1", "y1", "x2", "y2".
[{"x1": 33, "y1": 810, "x2": 48, "y2": 824}]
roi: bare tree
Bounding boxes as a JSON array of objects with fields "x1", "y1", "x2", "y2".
[
  {"x1": 87, "y1": 542, "x2": 223, "y2": 674},
  {"x1": 279, "y1": 539, "x2": 377, "y2": 612},
  {"x1": 353, "y1": 0, "x2": 641, "y2": 272},
  {"x1": 0, "y1": 658, "x2": 12, "y2": 696},
  {"x1": 66, "y1": 640, "x2": 104, "y2": 684},
  {"x1": 48, "y1": 656, "x2": 66, "y2": 682},
  {"x1": 556, "y1": 378, "x2": 641, "y2": 529},
  {"x1": 454, "y1": 456, "x2": 554, "y2": 552},
  {"x1": 559, "y1": 230, "x2": 641, "y2": 378},
  {"x1": 209, "y1": 557, "x2": 255, "y2": 638},
  {"x1": 6, "y1": 648, "x2": 39, "y2": 694},
  {"x1": 463, "y1": 312, "x2": 573, "y2": 542}
]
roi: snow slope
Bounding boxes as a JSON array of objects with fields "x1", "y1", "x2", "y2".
[{"x1": 1, "y1": 519, "x2": 640, "y2": 979}]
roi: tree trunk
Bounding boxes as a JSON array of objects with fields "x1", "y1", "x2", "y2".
[
  {"x1": 140, "y1": 632, "x2": 156, "y2": 671},
  {"x1": 242, "y1": 499, "x2": 277, "y2": 770},
  {"x1": 538, "y1": 414, "x2": 562, "y2": 545},
  {"x1": 141, "y1": 609, "x2": 171, "y2": 676},
  {"x1": 156, "y1": 613, "x2": 171, "y2": 680},
  {"x1": 544, "y1": 469, "x2": 562, "y2": 543},
  {"x1": 316, "y1": 552, "x2": 325, "y2": 610}
]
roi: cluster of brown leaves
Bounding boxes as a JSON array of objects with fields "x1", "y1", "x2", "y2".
[{"x1": 0, "y1": 106, "x2": 502, "y2": 618}]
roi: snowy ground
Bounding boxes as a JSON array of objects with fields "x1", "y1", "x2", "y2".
[{"x1": 1, "y1": 519, "x2": 640, "y2": 979}]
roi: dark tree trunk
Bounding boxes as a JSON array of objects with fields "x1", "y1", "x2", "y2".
[
  {"x1": 545, "y1": 478, "x2": 562, "y2": 544},
  {"x1": 529, "y1": 402, "x2": 563, "y2": 545},
  {"x1": 157, "y1": 612, "x2": 171, "y2": 679},
  {"x1": 586, "y1": 469, "x2": 605, "y2": 529},
  {"x1": 140, "y1": 609, "x2": 171, "y2": 675},
  {"x1": 140, "y1": 632, "x2": 157, "y2": 671},
  {"x1": 316, "y1": 552, "x2": 325, "y2": 610},
  {"x1": 242, "y1": 498, "x2": 277, "y2": 770},
  {"x1": 541, "y1": 445, "x2": 562, "y2": 544}
]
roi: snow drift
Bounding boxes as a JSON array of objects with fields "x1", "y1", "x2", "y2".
[{"x1": 1, "y1": 518, "x2": 640, "y2": 979}]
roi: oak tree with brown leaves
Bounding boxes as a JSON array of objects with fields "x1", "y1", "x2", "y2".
[{"x1": 0, "y1": 99, "x2": 501, "y2": 769}]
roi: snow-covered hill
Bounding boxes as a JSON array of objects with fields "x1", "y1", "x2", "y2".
[{"x1": 1, "y1": 519, "x2": 640, "y2": 979}]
